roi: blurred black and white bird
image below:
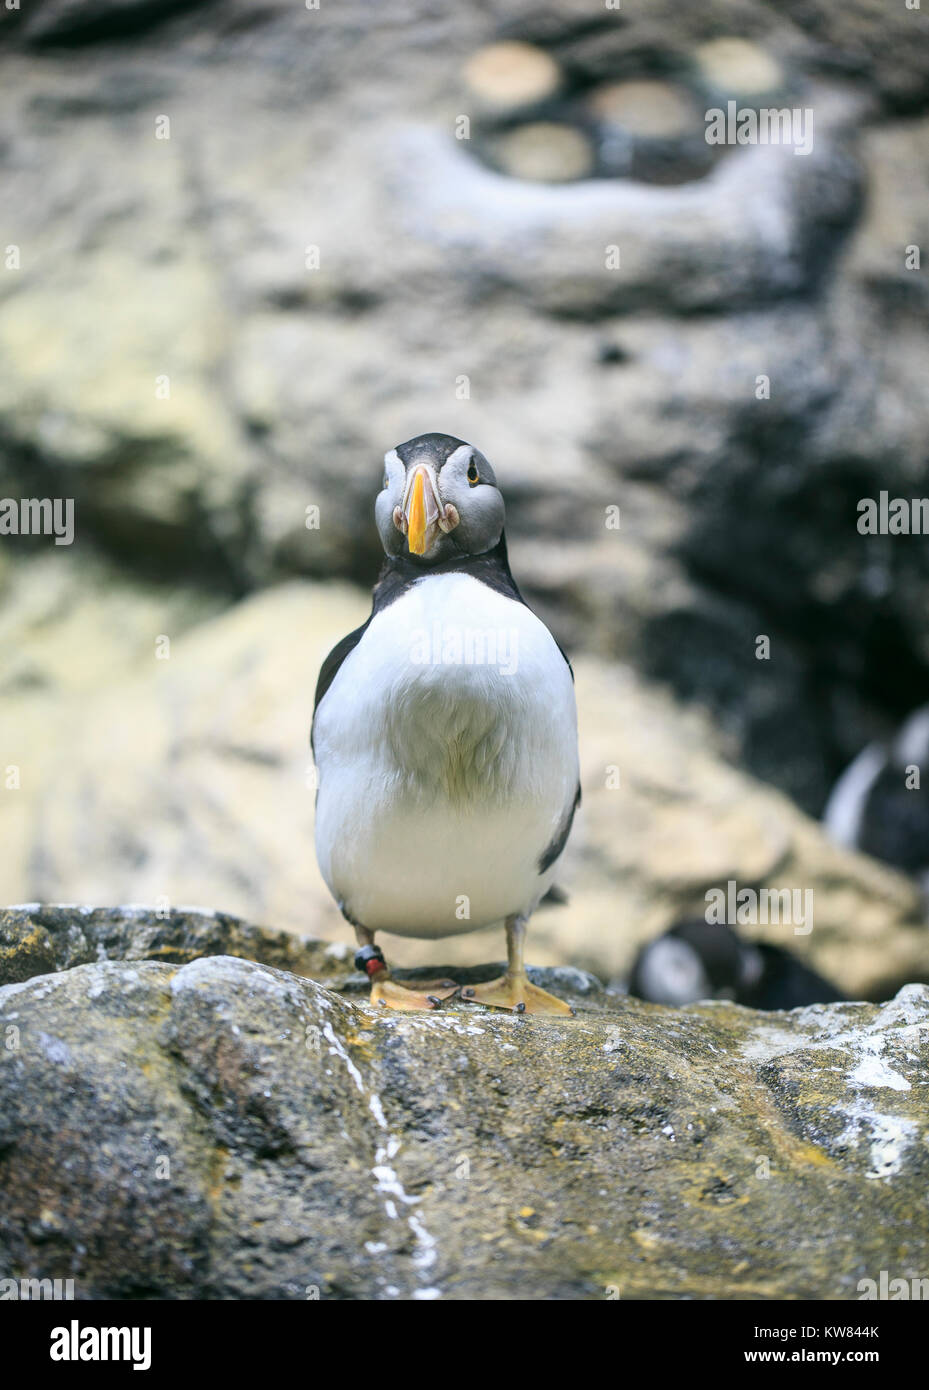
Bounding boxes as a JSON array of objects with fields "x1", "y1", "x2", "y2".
[
  {"x1": 311, "y1": 433, "x2": 580, "y2": 1014},
  {"x1": 824, "y1": 705, "x2": 929, "y2": 891},
  {"x1": 628, "y1": 918, "x2": 843, "y2": 1011}
]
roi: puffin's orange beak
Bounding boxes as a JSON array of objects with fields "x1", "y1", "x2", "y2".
[{"x1": 407, "y1": 470, "x2": 427, "y2": 555}]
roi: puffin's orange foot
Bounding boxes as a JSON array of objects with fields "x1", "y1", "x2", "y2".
[
  {"x1": 460, "y1": 972, "x2": 575, "y2": 1017},
  {"x1": 370, "y1": 975, "x2": 459, "y2": 1012},
  {"x1": 354, "y1": 942, "x2": 458, "y2": 1012}
]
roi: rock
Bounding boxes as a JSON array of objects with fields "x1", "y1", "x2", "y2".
[
  {"x1": 845, "y1": 118, "x2": 929, "y2": 308},
  {"x1": 693, "y1": 37, "x2": 785, "y2": 100},
  {"x1": 5, "y1": 581, "x2": 925, "y2": 1000},
  {"x1": 573, "y1": 661, "x2": 928, "y2": 998},
  {"x1": 0, "y1": 903, "x2": 351, "y2": 988},
  {"x1": 0, "y1": 908, "x2": 927, "y2": 1299},
  {"x1": 0, "y1": 550, "x2": 220, "y2": 700},
  {"x1": 14, "y1": 1, "x2": 214, "y2": 48},
  {"x1": 590, "y1": 80, "x2": 698, "y2": 139},
  {"x1": 386, "y1": 107, "x2": 859, "y2": 315},
  {"x1": 774, "y1": 0, "x2": 929, "y2": 113},
  {"x1": 485, "y1": 121, "x2": 595, "y2": 183},
  {"x1": 586, "y1": 78, "x2": 713, "y2": 184},
  {"x1": 461, "y1": 41, "x2": 561, "y2": 113},
  {"x1": 0, "y1": 550, "x2": 223, "y2": 937}
]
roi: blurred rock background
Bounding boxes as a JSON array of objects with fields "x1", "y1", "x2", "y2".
[{"x1": 1, "y1": 0, "x2": 928, "y2": 997}]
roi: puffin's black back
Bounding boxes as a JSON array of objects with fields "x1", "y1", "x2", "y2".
[
  {"x1": 858, "y1": 765, "x2": 929, "y2": 873},
  {"x1": 745, "y1": 944, "x2": 844, "y2": 1011}
]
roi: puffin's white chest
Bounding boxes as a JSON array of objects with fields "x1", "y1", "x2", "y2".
[{"x1": 313, "y1": 573, "x2": 578, "y2": 937}]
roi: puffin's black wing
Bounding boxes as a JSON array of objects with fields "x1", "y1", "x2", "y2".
[
  {"x1": 538, "y1": 782, "x2": 582, "y2": 873},
  {"x1": 310, "y1": 617, "x2": 371, "y2": 753}
]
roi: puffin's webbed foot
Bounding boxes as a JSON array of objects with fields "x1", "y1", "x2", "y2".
[
  {"x1": 372, "y1": 975, "x2": 459, "y2": 1011},
  {"x1": 356, "y1": 945, "x2": 458, "y2": 1012},
  {"x1": 461, "y1": 971, "x2": 574, "y2": 1017},
  {"x1": 458, "y1": 915, "x2": 575, "y2": 1016}
]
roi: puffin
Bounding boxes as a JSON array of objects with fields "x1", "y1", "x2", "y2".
[
  {"x1": 311, "y1": 433, "x2": 580, "y2": 1014},
  {"x1": 628, "y1": 918, "x2": 844, "y2": 1011},
  {"x1": 823, "y1": 705, "x2": 929, "y2": 893}
]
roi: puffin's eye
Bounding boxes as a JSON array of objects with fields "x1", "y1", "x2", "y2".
[{"x1": 467, "y1": 459, "x2": 480, "y2": 486}]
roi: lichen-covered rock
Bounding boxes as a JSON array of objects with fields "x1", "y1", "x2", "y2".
[
  {"x1": 0, "y1": 907, "x2": 926, "y2": 1300},
  {"x1": 0, "y1": 903, "x2": 352, "y2": 988}
]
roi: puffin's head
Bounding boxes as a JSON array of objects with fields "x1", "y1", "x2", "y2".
[{"x1": 375, "y1": 432, "x2": 504, "y2": 563}]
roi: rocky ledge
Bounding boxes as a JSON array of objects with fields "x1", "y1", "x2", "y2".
[{"x1": 0, "y1": 905, "x2": 927, "y2": 1300}]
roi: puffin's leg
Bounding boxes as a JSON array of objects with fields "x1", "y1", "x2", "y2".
[
  {"x1": 460, "y1": 914, "x2": 575, "y2": 1017},
  {"x1": 353, "y1": 928, "x2": 458, "y2": 1012}
]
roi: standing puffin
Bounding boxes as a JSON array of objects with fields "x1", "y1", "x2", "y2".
[{"x1": 311, "y1": 433, "x2": 580, "y2": 1014}]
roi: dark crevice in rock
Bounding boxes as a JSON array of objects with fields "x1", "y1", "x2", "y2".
[
  {"x1": 636, "y1": 392, "x2": 929, "y2": 811},
  {"x1": 0, "y1": 437, "x2": 251, "y2": 597},
  {"x1": 14, "y1": 0, "x2": 221, "y2": 51}
]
